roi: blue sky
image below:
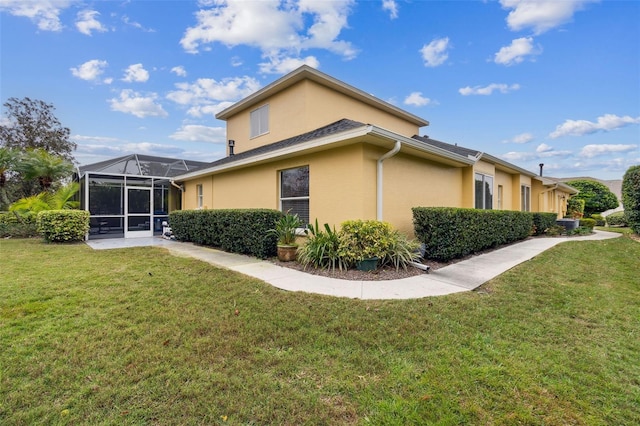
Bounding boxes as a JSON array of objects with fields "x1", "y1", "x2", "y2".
[{"x1": 1, "y1": 0, "x2": 638, "y2": 180}]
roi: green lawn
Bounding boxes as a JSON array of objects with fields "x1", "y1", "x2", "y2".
[{"x1": 1, "y1": 237, "x2": 639, "y2": 425}]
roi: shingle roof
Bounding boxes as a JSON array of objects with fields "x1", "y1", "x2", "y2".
[
  {"x1": 411, "y1": 135, "x2": 480, "y2": 158},
  {"x1": 203, "y1": 118, "x2": 366, "y2": 168}
]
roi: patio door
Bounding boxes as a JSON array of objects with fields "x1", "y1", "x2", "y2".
[{"x1": 125, "y1": 187, "x2": 152, "y2": 238}]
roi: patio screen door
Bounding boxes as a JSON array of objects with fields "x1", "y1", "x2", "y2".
[{"x1": 125, "y1": 187, "x2": 152, "y2": 238}]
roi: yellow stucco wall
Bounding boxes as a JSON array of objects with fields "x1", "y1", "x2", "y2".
[
  {"x1": 225, "y1": 80, "x2": 421, "y2": 155},
  {"x1": 181, "y1": 142, "x2": 467, "y2": 236}
]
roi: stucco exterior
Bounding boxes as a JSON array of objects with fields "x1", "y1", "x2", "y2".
[{"x1": 174, "y1": 65, "x2": 577, "y2": 235}]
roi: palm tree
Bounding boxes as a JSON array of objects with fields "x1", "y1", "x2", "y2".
[
  {"x1": 9, "y1": 182, "x2": 80, "y2": 216},
  {"x1": 17, "y1": 149, "x2": 74, "y2": 191}
]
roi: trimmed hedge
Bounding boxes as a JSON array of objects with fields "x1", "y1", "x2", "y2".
[
  {"x1": 412, "y1": 207, "x2": 533, "y2": 261},
  {"x1": 622, "y1": 165, "x2": 640, "y2": 234},
  {"x1": 37, "y1": 210, "x2": 90, "y2": 243},
  {"x1": 532, "y1": 212, "x2": 558, "y2": 236},
  {"x1": 606, "y1": 211, "x2": 628, "y2": 227},
  {"x1": 579, "y1": 218, "x2": 596, "y2": 229},
  {"x1": 169, "y1": 209, "x2": 282, "y2": 259},
  {"x1": 0, "y1": 211, "x2": 39, "y2": 238}
]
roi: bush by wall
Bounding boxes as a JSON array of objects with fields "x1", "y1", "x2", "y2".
[
  {"x1": 0, "y1": 211, "x2": 39, "y2": 238},
  {"x1": 606, "y1": 211, "x2": 628, "y2": 227},
  {"x1": 412, "y1": 207, "x2": 533, "y2": 261},
  {"x1": 36, "y1": 210, "x2": 90, "y2": 243},
  {"x1": 532, "y1": 212, "x2": 558, "y2": 236},
  {"x1": 169, "y1": 209, "x2": 282, "y2": 259},
  {"x1": 590, "y1": 213, "x2": 605, "y2": 226},
  {"x1": 579, "y1": 218, "x2": 596, "y2": 229},
  {"x1": 622, "y1": 165, "x2": 640, "y2": 234}
]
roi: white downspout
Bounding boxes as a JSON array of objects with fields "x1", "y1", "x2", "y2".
[{"x1": 377, "y1": 140, "x2": 402, "y2": 221}]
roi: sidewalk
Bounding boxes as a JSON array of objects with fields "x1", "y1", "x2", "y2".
[{"x1": 86, "y1": 230, "x2": 621, "y2": 300}]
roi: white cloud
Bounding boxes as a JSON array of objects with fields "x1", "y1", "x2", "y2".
[
  {"x1": 70, "y1": 59, "x2": 109, "y2": 82},
  {"x1": 171, "y1": 66, "x2": 187, "y2": 77},
  {"x1": 504, "y1": 133, "x2": 534, "y2": 144},
  {"x1": 122, "y1": 63, "x2": 150, "y2": 83},
  {"x1": 536, "y1": 143, "x2": 553, "y2": 153},
  {"x1": 502, "y1": 143, "x2": 572, "y2": 162},
  {"x1": 180, "y1": 0, "x2": 357, "y2": 61},
  {"x1": 166, "y1": 76, "x2": 261, "y2": 117},
  {"x1": 259, "y1": 55, "x2": 320, "y2": 74},
  {"x1": 550, "y1": 114, "x2": 640, "y2": 138},
  {"x1": 420, "y1": 37, "x2": 450, "y2": 67},
  {"x1": 459, "y1": 83, "x2": 520, "y2": 96},
  {"x1": 0, "y1": 0, "x2": 72, "y2": 31},
  {"x1": 122, "y1": 142, "x2": 182, "y2": 156},
  {"x1": 169, "y1": 124, "x2": 226, "y2": 143},
  {"x1": 382, "y1": 0, "x2": 398, "y2": 19},
  {"x1": 109, "y1": 89, "x2": 168, "y2": 118},
  {"x1": 494, "y1": 37, "x2": 541, "y2": 66},
  {"x1": 403, "y1": 92, "x2": 431, "y2": 107},
  {"x1": 75, "y1": 9, "x2": 107, "y2": 36},
  {"x1": 579, "y1": 144, "x2": 638, "y2": 158},
  {"x1": 122, "y1": 15, "x2": 155, "y2": 32},
  {"x1": 500, "y1": 0, "x2": 596, "y2": 35}
]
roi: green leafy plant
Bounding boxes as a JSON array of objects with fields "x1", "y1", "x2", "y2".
[
  {"x1": 567, "y1": 180, "x2": 619, "y2": 217},
  {"x1": 381, "y1": 230, "x2": 421, "y2": 271},
  {"x1": 338, "y1": 220, "x2": 394, "y2": 266},
  {"x1": 606, "y1": 211, "x2": 628, "y2": 227},
  {"x1": 298, "y1": 219, "x2": 345, "y2": 271},
  {"x1": 37, "y1": 209, "x2": 89, "y2": 242},
  {"x1": 566, "y1": 197, "x2": 585, "y2": 219},
  {"x1": 579, "y1": 218, "x2": 596, "y2": 230},
  {"x1": 590, "y1": 213, "x2": 605, "y2": 226},
  {"x1": 622, "y1": 165, "x2": 640, "y2": 234},
  {"x1": 268, "y1": 211, "x2": 302, "y2": 246}
]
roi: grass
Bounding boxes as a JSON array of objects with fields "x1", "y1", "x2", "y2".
[{"x1": 1, "y1": 236, "x2": 639, "y2": 425}]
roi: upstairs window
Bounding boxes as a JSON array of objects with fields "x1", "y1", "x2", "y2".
[
  {"x1": 475, "y1": 173, "x2": 493, "y2": 210},
  {"x1": 280, "y1": 166, "x2": 309, "y2": 225},
  {"x1": 250, "y1": 104, "x2": 269, "y2": 138}
]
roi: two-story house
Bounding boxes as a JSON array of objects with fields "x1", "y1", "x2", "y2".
[{"x1": 172, "y1": 65, "x2": 576, "y2": 236}]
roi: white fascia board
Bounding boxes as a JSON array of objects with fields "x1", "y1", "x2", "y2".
[
  {"x1": 173, "y1": 125, "x2": 374, "y2": 181},
  {"x1": 367, "y1": 125, "x2": 475, "y2": 166},
  {"x1": 479, "y1": 153, "x2": 537, "y2": 177},
  {"x1": 173, "y1": 124, "x2": 474, "y2": 181}
]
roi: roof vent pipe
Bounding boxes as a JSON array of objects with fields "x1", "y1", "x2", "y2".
[
  {"x1": 539, "y1": 163, "x2": 544, "y2": 177},
  {"x1": 228, "y1": 140, "x2": 235, "y2": 156},
  {"x1": 377, "y1": 140, "x2": 402, "y2": 221}
]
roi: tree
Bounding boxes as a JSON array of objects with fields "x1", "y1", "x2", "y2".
[
  {"x1": 622, "y1": 165, "x2": 640, "y2": 234},
  {"x1": 0, "y1": 147, "x2": 19, "y2": 208},
  {"x1": 9, "y1": 182, "x2": 80, "y2": 217},
  {"x1": 0, "y1": 97, "x2": 76, "y2": 162},
  {"x1": 567, "y1": 179, "x2": 619, "y2": 217},
  {"x1": 17, "y1": 149, "x2": 74, "y2": 191}
]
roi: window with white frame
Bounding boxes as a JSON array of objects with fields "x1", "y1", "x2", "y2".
[
  {"x1": 250, "y1": 104, "x2": 269, "y2": 138},
  {"x1": 280, "y1": 166, "x2": 309, "y2": 225},
  {"x1": 521, "y1": 185, "x2": 531, "y2": 212},
  {"x1": 475, "y1": 173, "x2": 493, "y2": 209},
  {"x1": 196, "y1": 184, "x2": 203, "y2": 209}
]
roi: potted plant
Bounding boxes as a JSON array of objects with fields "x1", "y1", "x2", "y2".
[{"x1": 268, "y1": 211, "x2": 302, "y2": 262}]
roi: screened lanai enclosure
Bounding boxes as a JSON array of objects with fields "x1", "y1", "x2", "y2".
[{"x1": 75, "y1": 154, "x2": 207, "y2": 239}]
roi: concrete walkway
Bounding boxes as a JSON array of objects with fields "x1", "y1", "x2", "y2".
[{"x1": 86, "y1": 230, "x2": 621, "y2": 300}]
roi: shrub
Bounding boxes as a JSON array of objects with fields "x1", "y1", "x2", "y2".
[
  {"x1": 579, "y1": 218, "x2": 596, "y2": 229},
  {"x1": 567, "y1": 180, "x2": 619, "y2": 217},
  {"x1": 606, "y1": 211, "x2": 628, "y2": 227},
  {"x1": 412, "y1": 207, "x2": 533, "y2": 261},
  {"x1": 298, "y1": 220, "x2": 345, "y2": 271},
  {"x1": 590, "y1": 213, "x2": 605, "y2": 226},
  {"x1": 338, "y1": 220, "x2": 395, "y2": 265},
  {"x1": 36, "y1": 210, "x2": 89, "y2": 242},
  {"x1": 532, "y1": 212, "x2": 558, "y2": 235},
  {"x1": 546, "y1": 225, "x2": 566, "y2": 237},
  {"x1": 0, "y1": 211, "x2": 38, "y2": 238},
  {"x1": 169, "y1": 209, "x2": 281, "y2": 259},
  {"x1": 622, "y1": 165, "x2": 640, "y2": 234},
  {"x1": 566, "y1": 197, "x2": 585, "y2": 219},
  {"x1": 298, "y1": 219, "x2": 420, "y2": 271}
]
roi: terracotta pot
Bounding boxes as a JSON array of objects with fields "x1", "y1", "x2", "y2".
[{"x1": 277, "y1": 245, "x2": 298, "y2": 262}]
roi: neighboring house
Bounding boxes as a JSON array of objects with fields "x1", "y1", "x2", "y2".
[{"x1": 171, "y1": 66, "x2": 576, "y2": 237}]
